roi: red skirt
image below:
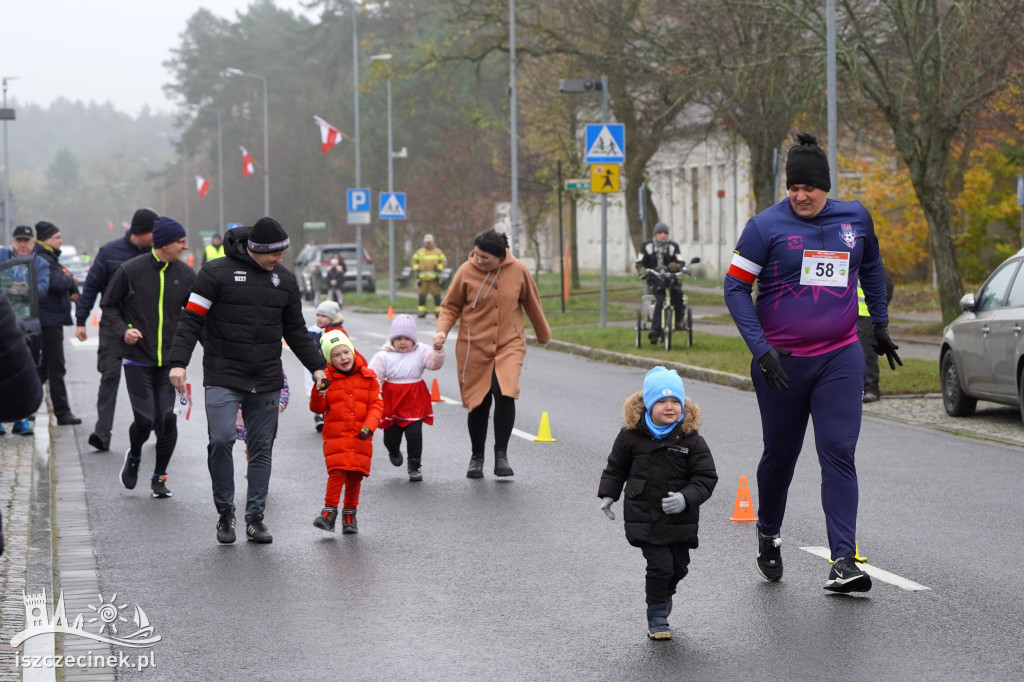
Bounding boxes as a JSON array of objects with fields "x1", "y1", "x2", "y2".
[{"x1": 380, "y1": 380, "x2": 434, "y2": 428}]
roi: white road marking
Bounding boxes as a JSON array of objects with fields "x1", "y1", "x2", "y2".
[{"x1": 800, "y1": 546, "x2": 931, "y2": 591}]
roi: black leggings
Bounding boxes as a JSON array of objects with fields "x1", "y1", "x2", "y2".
[
  {"x1": 467, "y1": 370, "x2": 515, "y2": 456},
  {"x1": 123, "y1": 364, "x2": 178, "y2": 476},
  {"x1": 383, "y1": 420, "x2": 423, "y2": 466}
]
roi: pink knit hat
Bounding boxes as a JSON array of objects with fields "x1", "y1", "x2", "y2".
[{"x1": 389, "y1": 314, "x2": 418, "y2": 344}]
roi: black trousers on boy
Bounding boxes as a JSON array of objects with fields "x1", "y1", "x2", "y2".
[{"x1": 640, "y1": 542, "x2": 691, "y2": 605}]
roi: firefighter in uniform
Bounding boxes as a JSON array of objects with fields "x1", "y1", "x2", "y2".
[{"x1": 411, "y1": 234, "x2": 447, "y2": 318}]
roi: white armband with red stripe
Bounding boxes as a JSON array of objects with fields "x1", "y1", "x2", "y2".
[
  {"x1": 186, "y1": 293, "x2": 213, "y2": 316},
  {"x1": 727, "y1": 252, "x2": 762, "y2": 284}
]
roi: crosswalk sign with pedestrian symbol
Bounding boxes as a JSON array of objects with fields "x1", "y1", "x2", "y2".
[
  {"x1": 379, "y1": 192, "x2": 407, "y2": 220},
  {"x1": 585, "y1": 124, "x2": 625, "y2": 164},
  {"x1": 590, "y1": 164, "x2": 620, "y2": 193}
]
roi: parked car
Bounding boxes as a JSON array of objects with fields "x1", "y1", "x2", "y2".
[
  {"x1": 293, "y1": 243, "x2": 376, "y2": 299},
  {"x1": 0, "y1": 256, "x2": 42, "y2": 364},
  {"x1": 940, "y1": 247, "x2": 1024, "y2": 423},
  {"x1": 59, "y1": 246, "x2": 91, "y2": 282}
]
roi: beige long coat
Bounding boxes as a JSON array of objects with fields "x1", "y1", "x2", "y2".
[{"x1": 437, "y1": 252, "x2": 551, "y2": 410}]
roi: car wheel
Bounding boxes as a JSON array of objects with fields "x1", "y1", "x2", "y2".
[
  {"x1": 941, "y1": 352, "x2": 977, "y2": 417},
  {"x1": 366, "y1": 280, "x2": 376, "y2": 294}
]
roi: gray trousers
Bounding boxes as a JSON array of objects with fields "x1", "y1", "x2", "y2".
[
  {"x1": 205, "y1": 386, "x2": 280, "y2": 522},
  {"x1": 93, "y1": 326, "x2": 123, "y2": 441}
]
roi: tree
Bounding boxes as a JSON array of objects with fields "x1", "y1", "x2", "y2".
[{"x1": 831, "y1": 0, "x2": 1024, "y2": 322}]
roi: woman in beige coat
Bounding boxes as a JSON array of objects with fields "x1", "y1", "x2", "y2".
[{"x1": 432, "y1": 229, "x2": 551, "y2": 479}]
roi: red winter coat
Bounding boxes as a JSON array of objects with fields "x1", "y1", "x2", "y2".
[{"x1": 309, "y1": 354, "x2": 383, "y2": 475}]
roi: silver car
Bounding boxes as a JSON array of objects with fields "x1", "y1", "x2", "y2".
[{"x1": 940, "y1": 247, "x2": 1024, "y2": 422}]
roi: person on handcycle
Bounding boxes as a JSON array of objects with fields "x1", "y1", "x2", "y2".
[{"x1": 636, "y1": 222, "x2": 687, "y2": 344}]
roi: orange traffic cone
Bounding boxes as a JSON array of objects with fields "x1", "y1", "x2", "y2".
[
  {"x1": 729, "y1": 475, "x2": 758, "y2": 521},
  {"x1": 387, "y1": 306, "x2": 394, "y2": 319},
  {"x1": 91, "y1": 313, "x2": 99, "y2": 327},
  {"x1": 430, "y1": 378, "x2": 442, "y2": 402}
]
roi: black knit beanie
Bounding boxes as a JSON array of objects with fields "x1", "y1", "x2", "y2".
[
  {"x1": 473, "y1": 229, "x2": 508, "y2": 258},
  {"x1": 247, "y1": 217, "x2": 290, "y2": 253},
  {"x1": 130, "y1": 208, "x2": 158, "y2": 235},
  {"x1": 34, "y1": 221, "x2": 59, "y2": 241},
  {"x1": 785, "y1": 133, "x2": 831, "y2": 192}
]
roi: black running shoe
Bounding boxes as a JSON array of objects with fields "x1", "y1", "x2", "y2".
[
  {"x1": 824, "y1": 555, "x2": 872, "y2": 593},
  {"x1": 408, "y1": 468, "x2": 423, "y2": 482},
  {"x1": 756, "y1": 527, "x2": 783, "y2": 582},
  {"x1": 88, "y1": 433, "x2": 110, "y2": 451},
  {"x1": 120, "y1": 449, "x2": 141, "y2": 490},
  {"x1": 388, "y1": 449, "x2": 403, "y2": 467},
  {"x1": 246, "y1": 519, "x2": 273, "y2": 544},
  {"x1": 313, "y1": 506, "x2": 337, "y2": 533},
  {"x1": 150, "y1": 475, "x2": 172, "y2": 498},
  {"x1": 216, "y1": 510, "x2": 236, "y2": 544}
]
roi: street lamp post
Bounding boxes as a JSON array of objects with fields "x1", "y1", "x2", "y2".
[
  {"x1": 225, "y1": 68, "x2": 270, "y2": 216},
  {"x1": 352, "y1": 2, "x2": 364, "y2": 294},
  {"x1": 2, "y1": 76, "x2": 19, "y2": 245},
  {"x1": 371, "y1": 53, "x2": 397, "y2": 304}
]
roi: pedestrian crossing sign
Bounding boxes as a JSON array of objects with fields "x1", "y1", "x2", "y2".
[
  {"x1": 585, "y1": 124, "x2": 625, "y2": 164},
  {"x1": 379, "y1": 192, "x2": 407, "y2": 220},
  {"x1": 590, "y1": 164, "x2": 620, "y2": 193}
]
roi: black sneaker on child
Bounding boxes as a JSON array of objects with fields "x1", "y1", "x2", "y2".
[
  {"x1": 341, "y1": 508, "x2": 358, "y2": 534},
  {"x1": 756, "y1": 527, "x2": 783, "y2": 582},
  {"x1": 216, "y1": 510, "x2": 236, "y2": 544},
  {"x1": 150, "y1": 475, "x2": 172, "y2": 498},
  {"x1": 388, "y1": 449, "x2": 403, "y2": 467},
  {"x1": 824, "y1": 555, "x2": 872, "y2": 593},
  {"x1": 408, "y1": 468, "x2": 423, "y2": 482},
  {"x1": 120, "y1": 449, "x2": 141, "y2": 490},
  {"x1": 246, "y1": 518, "x2": 273, "y2": 544},
  {"x1": 313, "y1": 506, "x2": 338, "y2": 533}
]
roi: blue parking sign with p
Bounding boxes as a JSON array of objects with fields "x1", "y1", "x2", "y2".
[{"x1": 347, "y1": 188, "x2": 370, "y2": 213}]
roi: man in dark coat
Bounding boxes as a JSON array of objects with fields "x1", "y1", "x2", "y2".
[
  {"x1": 34, "y1": 221, "x2": 81, "y2": 425},
  {"x1": 75, "y1": 208, "x2": 157, "y2": 450},
  {"x1": 169, "y1": 217, "x2": 327, "y2": 546}
]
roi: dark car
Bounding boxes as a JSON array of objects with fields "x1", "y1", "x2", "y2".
[
  {"x1": 0, "y1": 256, "x2": 42, "y2": 364},
  {"x1": 940, "y1": 247, "x2": 1024, "y2": 423},
  {"x1": 294, "y1": 243, "x2": 377, "y2": 300}
]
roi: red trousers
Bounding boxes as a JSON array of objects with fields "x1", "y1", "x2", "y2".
[{"x1": 325, "y1": 469, "x2": 363, "y2": 509}]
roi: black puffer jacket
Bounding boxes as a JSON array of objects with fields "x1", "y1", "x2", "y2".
[
  {"x1": 168, "y1": 227, "x2": 325, "y2": 392},
  {"x1": 0, "y1": 291, "x2": 43, "y2": 421},
  {"x1": 598, "y1": 392, "x2": 718, "y2": 547}
]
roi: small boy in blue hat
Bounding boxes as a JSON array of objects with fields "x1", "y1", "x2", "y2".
[{"x1": 597, "y1": 366, "x2": 718, "y2": 640}]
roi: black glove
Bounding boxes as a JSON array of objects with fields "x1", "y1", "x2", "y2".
[
  {"x1": 357, "y1": 427, "x2": 372, "y2": 440},
  {"x1": 872, "y1": 323, "x2": 903, "y2": 370},
  {"x1": 757, "y1": 347, "x2": 792, "y2": 391}
]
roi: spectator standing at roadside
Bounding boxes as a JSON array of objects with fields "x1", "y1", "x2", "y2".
[
  {"x1": 724, "y1": 133, "x2": 900, "y2": 593},
  {"x1": 412, "y1": 234, "x2": 447, "y2": 318},
  {"x1": 75, "y1": 208, "x2": 157, "y2": 451},
  {"x1": 34, "y1": 221, "x2": 82, "y2": 426},
  {"x1": 433, "y1": 229, "x2": 550, "y2": 479},
  {"x1": 101, "y1": 218, "x2": 195, "y2": 499},
  {"x1": 203, "y1": 233, "x2": 225, "y2": 265},
  {"x1": 168, "y1": 217, "x2": 327, "y2": 545},
  {"x1": 324, "y1": 257, "x2": 346, "y2": 306},
  {"x1": 858, "y1": 265, "x2": 895, "y2": 403},
  {"x1": 635, "y1": 222, "x2": 687, "y2": 343}
]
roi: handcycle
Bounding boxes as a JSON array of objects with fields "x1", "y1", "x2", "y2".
[{"x1": 634, "y1": 261, "x2": 699, "y2": 351}]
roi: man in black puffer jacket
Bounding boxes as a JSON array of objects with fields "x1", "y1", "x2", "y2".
[{"x1": 169, "y1": 218, "x2": 327, "y2": 546}]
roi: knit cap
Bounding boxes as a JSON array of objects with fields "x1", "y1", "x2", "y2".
[
  {"x1": 130, "y1": 208, "x2": 158, "y2": 235},
  {"x1": 654, "y1": 222, "x2": 669, "y2": 235},
  {"x1": 34, "y1": 221, "x2": 59, "y2": 241},
  {"x1": 316, "y1": 300, "x2": 344, "y2": 323},
  {"x1": 320, "y1": 331, "x2": 354, "y2": 362},
  {"x1": 247, "y1": 217, "x2": 290, "y2": 253},
  {"x1": 785, "y1": 132, "x2": 831, "y2": 192},
  {"x1": 643, "y1": 366, "x2": 685, "y2": 411},
  {"x1": 152, "y1": 217, "x2": 187, "y2": 248},
  {"x1": 388, "y1": 314, "x2": 418, "y2": 344}
]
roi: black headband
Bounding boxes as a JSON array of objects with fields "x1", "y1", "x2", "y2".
[{"x1": 474, "y1": 235, "x2": 506, "y2": 258}]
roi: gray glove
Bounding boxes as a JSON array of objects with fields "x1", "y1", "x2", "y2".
[
  {"x1": 661, "y1": 492, "x2": 686, "y2": 514},
  {"x1": 600, "y1": 497, "x2": 616, "y2": 520}
]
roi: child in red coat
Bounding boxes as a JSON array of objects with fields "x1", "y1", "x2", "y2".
[{"x1": 309, "y1": 331, "x2": 383, "y2": 534}]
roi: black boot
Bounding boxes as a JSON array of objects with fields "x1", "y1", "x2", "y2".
[
  {"x1": 408, "y1": 455, "x2": 422, "y2": 482},
  {"x1": 341, "y1": 508, "x2": 358, "y2": 534},
  {"x1": 466, "y1": 454, "x2": 484, "y2": 479},
  {"x1": 494, "y1": 450, "x2": 514, "y2": 477}
]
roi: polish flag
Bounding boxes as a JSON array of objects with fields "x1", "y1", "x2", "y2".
[
  {"x1": 313, "y1": 115, "x2": 344, "y2": 154},
  {"x1": 241, "y1": 146, "x2": 255, "y2": 178},
  {"x1": 195, "y1": 175, "x2": 210, "y2": 198}
]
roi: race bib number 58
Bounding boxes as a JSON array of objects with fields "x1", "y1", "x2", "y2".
[{"x1": 800, "y1": 250, "x2": 849, "y2": 287}]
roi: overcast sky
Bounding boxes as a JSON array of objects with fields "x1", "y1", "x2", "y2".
[{"x1": 0, "y1": 0, "x2": 314, "y2": 117}]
